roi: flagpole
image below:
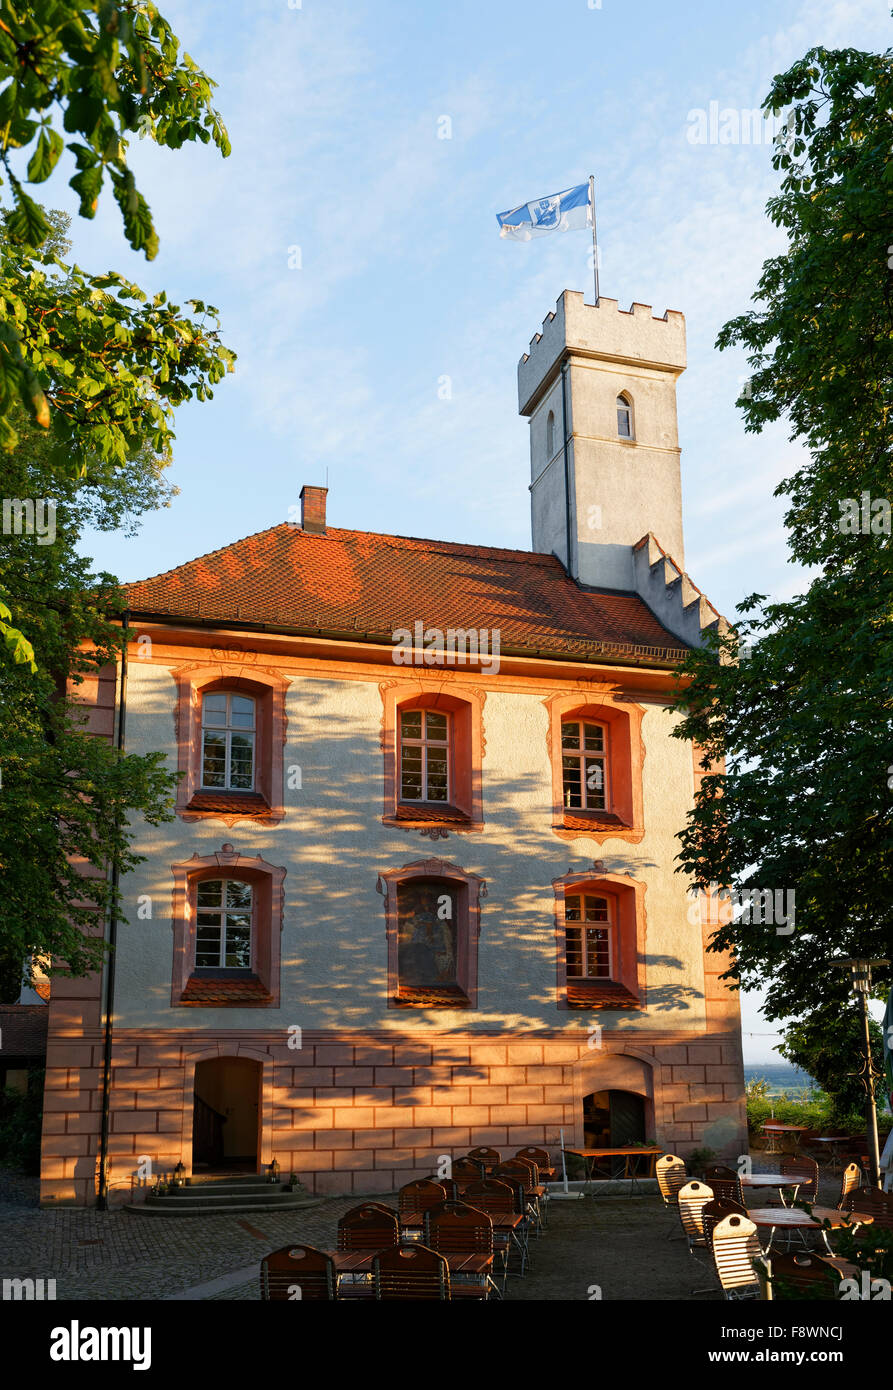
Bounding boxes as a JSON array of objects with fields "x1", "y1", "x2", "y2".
[{"x1": 589, "y1": 174, "x2": 600, "y2": 306}]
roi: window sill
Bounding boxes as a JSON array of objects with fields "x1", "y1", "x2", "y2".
[
  {"x1": 178, "y1": 975, "x2": 274, "y2": 1007},
  {"x1": 385, "y1": 803, "x2": 480, "y2": 833},
  {"x1": 565, "y1": 982, "x2": 641, "y2": 1010},
  {"x1": 561, "y1": 810, "x2": 630, "y2": 832},
  {"x1": 393, "y1": 985, "x2": 472, "y2": 1009},
  {"x1": 181, "y1": 790, "x2": 276, "y2": 823}
]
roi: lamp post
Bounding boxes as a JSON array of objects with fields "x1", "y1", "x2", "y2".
[{"x1": 832, "y1": 958, "x2": 889, "y2": 1190}]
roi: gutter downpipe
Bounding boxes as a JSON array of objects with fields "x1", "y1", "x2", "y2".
[
  {"x1": 97, "y1": 610, "x2": 128, "y2": 1210},
  {"x1": 560, "y1": 360, "x2": 573, "y2": 575}
]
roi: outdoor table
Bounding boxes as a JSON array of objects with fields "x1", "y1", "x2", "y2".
[
  {"x1": 760, "y1": 1123, "x2": 808, "y2": 1155},
  {"x1": 563, "y1": 1145, "x2": 663, "y2": 1195},
  {"x1": 747, "y1": 1205, "x2": 870, "y2": 1255},
  {"x1": 810, "y1": 1136, "x2": 852, "y2": 1173},
  {"x1": 328, "y1": 1248, "x2": 495, "y2": 1298},
  {"x1": 741, "y1": 1172, "x2": 802, "y2": 1207}
]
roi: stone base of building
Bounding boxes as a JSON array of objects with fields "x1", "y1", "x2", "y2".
[{"x1": 39, "y1": 1028, "x2": 747, "y2": 1206}]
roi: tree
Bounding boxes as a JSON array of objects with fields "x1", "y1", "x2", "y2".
[
  {"x1": 670, "y1": 39, "x2": 893, "y2": 1115},
  {"x1": 0, "y1": 2, "x2": 232, "y2": 665}
]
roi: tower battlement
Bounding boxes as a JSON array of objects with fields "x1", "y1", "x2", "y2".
[{"x1": 519, "y1": 290, "x2": 686, "y2": 416}]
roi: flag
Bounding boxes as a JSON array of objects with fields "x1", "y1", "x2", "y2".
[{"x1": 496, "y1": 182, "x2": 592, "y2": 241}]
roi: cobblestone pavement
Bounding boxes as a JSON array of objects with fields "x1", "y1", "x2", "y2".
[{"x1": 0, "y1": 1166, "x2": 846, "y2": 1302}]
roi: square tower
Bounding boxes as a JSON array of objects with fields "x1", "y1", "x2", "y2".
[{"x1": 519, "y1": 291, "x2": 687, "y2": 591}]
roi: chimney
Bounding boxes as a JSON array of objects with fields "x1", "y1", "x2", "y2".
[{"x1": 300, "y1": 485, "x2": 328, "y2": 534}]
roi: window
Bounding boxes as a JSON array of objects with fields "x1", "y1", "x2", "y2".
[
  {"x1": 552, "y1": 872, "x2": 645, "y2": 1009},
  {"x1": 379, "y1": 858, "x2": 485, "y2": 1008},
  {"x1": 546, "y1": 694, "x2": 645, "y2": 844},
  {"x1": 565, "y1": 893, "x2": 612, "y2": 979},
  {"x1": 617, "y1": 394, "x2": 633, "y2": 439},
  {"x1": 171, "y1": 847, "x2": 286, "y2": 1007},
  {"x1": 195, "y1": 879, "x2": 253, "y2": 970},
  {"x1": 397, "y1": 879, "x2": 458, "y2": 988},
  {"x1": 561, "y1": 719, "x2": 607, "y2": 810},
  {"x1": 201, "y1": 692, "x2": 255, "y2": 791},
  {"x1": 546, "y1": 410, "x2": 556, "y2": 456},
  {"x1": 400, "y1": 709, "x2": 449, "y2": 802}
]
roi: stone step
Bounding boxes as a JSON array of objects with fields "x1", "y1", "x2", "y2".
[
  {"x1": 172, "y1": 1182, "x2": 293, "y2": 1196},
  {"x1": 145, "y1": 1190, "x2": 304, "y2": 1208},
  {"x1": 125, "y1": 1197, "x2": 320, "y2": 1217}
]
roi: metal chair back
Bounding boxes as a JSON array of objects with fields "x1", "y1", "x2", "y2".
[
  {"x1": 711, "y1": 1214, "x2": 762, "y2": 1299},
  {"x1": 260, "y1": 1243, "x2": 335, "y2": 1301},
  {"x1": 337, "y1": 1203, "x2": 400, "y2": 1251},
  {"x1": 677, "y1": 1179, "x2": 714, "y2": 1247},
  {"x1": 373, "y1": 1242, "x2": 450, "y2": 1300},
  {"x1": 655, "y1": 1153, "x2": 687, "y2": 1210}
]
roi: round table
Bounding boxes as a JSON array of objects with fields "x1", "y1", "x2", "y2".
[
  {"x1": 810, "y1": 1136, "x2": 852, "y2": 1174},
  {"x1": 761, "y1": 1123, "x2": 808, "y2": 1156},
  {"x1": 747, "y1": 1205, "x2": 871, "y2": 1254},
  {"x1": 741, "y1": 1173, "x2": 803, "y2": 1207}
]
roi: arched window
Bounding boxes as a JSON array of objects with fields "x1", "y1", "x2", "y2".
[
  {"x1": 561, "y1": 718, "x2": 608, "y2": 810},
  {"x1": 546, "y1": 410, "x2": 556, "y2": 456},
  {"x1": 201, "y1": 691, "x2": 255, "y2": 790},
  {"x1": 400, "y1": 707, "x2": 450, "y2": 803},
  {"x1": 616, "y1": 394, "x2": 633, "y2": 439},
  {"x1": 565, "y1": 892, "x2": 612, "y2": 979},
  {"x1": 195, "y1": 879, "x2": 253, "y2": 970}
]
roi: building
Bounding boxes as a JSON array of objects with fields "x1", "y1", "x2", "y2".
[{"x1": 39, "y1": 290, "x2": 747, "y2": 1206}]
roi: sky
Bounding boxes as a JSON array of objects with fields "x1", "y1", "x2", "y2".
[{"x1": 49, "y1": 0, "x2": 891, "y2": 1066}]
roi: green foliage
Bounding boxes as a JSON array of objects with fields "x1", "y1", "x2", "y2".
[
  {"x1": 670, "y1": 37, "x2": 893, "y2": 1091},
  {"x1": 0, "y1": 1072, "x2": 45, "y2": 1173},
  {"x1": 778, "y1": 1012, "x2": 886, "y2": 1123},
  {"x1": 744, "y1": 1080, "x2": 875, "y2": 1138},
  {"x1": 686, "y1": 1146, "x2": 717, "y2": 1177},
  {"x1": 0, "y1": 1, "x2": 229, "y2": 260}
]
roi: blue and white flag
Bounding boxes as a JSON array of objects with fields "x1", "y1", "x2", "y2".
[{"x1": 496, "y1": 182, "x2": 592, "y2": 241}]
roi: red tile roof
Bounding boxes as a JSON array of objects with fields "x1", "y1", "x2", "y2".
[
  {"x1": 395, "y1": 984, "x2": 472, "y2": 1008},
  {"x1": 0, "y1": 1005, "x2": 49, "y2": 1055},
  {"x1": 186, "y1": 791, "x2": 270, "y2": 815},
  {"x1": 126, "y1": 524, "x2": 688, "y2": 665}
]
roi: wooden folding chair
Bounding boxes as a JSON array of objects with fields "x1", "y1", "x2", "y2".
[
  {"x1": 702, "y1": 1196, "x2": 747, "y2": 1251},
  {"x1": 425, "y1": 1200, "x2": 499, "y2": 1299},
  {"x1": 398, "y1": 1179, "x2": 447, "y2": 1217},
  {"x1": 492, "y1": 1158, "x2": 544, "y2": 1234},
  {"x1": 704, "y1": 1164, "x2": 744, "y2": 1205},
  {"x1": 467, "y1": 1146, "x2": 501, "y2": 1170},
  {"x1": 655, "y1": 1153, "x2": 688, "y2": 1237},
  {"x1": 759, "y1": 1251, "x2": 840, "y2": 1301},
  {"x1": 838, "y1": 1162, "x2": 864, "y2": 1210},
  {"x1": 337, "y1": 1203, "x2": 400, "y2": 1251},
  {"x1": 373, "y1": 1242, "x2": 451, "y2": 1300},
  {"x1": 515, "y1": 1146, "x2": 557, "y2": 1182},
  {"x1": 677, "y1": 1179, "x2": 716, "y2": 1294},
  {"x1": 453, "y1": 1155, "x2": 486, "y2": 1179},
  {"x1": 260, "y1": 1243, "x2": 335, "y2": 1300},
  {"x1": 710, "y1": 1213, "x2": 763, "y2": 1300},
  {"x1": 461, "y1": 1178, "x2": 523, "y2": 1286}
]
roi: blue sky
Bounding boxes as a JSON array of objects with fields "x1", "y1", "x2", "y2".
[{"x1": 58, "y1": 0, "x2": 889, "y2": 1065}]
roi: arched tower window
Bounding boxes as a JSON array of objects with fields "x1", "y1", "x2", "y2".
[
  {"x1": 616, "y1": 394, "x2": 633, "y2": 440},
  {"x1": 546, "y1": 410, "x2": 556, "y2": 456}
]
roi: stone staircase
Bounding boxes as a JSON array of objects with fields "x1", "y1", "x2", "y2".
[{"x1": 126, "y1": 1174, "x2": 320, "y2": 1216}]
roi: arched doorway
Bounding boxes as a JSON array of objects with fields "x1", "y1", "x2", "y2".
[
  {"x1": 193, "y1": 1057, "x2": 261, "y2": 1173},
  {"x1": 583, "y1": 1088, "x2": 646, "y2": 1178}
]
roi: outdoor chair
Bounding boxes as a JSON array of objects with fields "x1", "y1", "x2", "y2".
[
  {"x1": 467, "y1": 1146, "x2": 501, "y2": 1170},
  {"x1": 677, "y1": 1179, "x2": 716, "y2": 1294},
  {"x1": 515, "y1": 1146, "x2": 558, "y2": 1182},
  {"x1": 425, "y1": 1200, "x2": 499, "y2": 1299},
  {"x1": 703, "y1": 1166, "x2": 744, "y2": 1205},
  {"x1": 701, "y1": 1196, "x2": 747, "y2": 1251},
  {"x1": 461, "y1": 1177, "x2": 525, "y2": 1284},
  {"x1": 398, "y1": 1179, "x2": 448, "y2": 1217},
  {"x1": 337, "y1": 1203, "x2": 400, "y2": 1252},
  {"x1": 780, "y1": 1155, "x2": 819, "y2": 1204},
  {"x1": 848, "y1": 1186, "x2": 893, "y2": 1230},
  {"x1": 453, "y1": 1156, "x2": 487, "y2": 1179},
  {"x1": 373, "y1": 1242, "x2": 451, "y2": 1301},
  {"x1": 492, "y1": 1158, "x2": 544, "y2": 1233},
  {"x1": 837, "y1": 1163, "x2": 863, "y2": 1211},
  {"x1": 710, "y1": 1213, "x2": 763, "y2": 1300},
  {"x1": 757, "y1": 1251, "x2": 840, "y2": 1301},
  {"x1": 260, "y1": 1243, "x2": 335, "y2": 1301},
  {"x1": 655, "y1": 1153, "x2": 688, "y2": 1237}
]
